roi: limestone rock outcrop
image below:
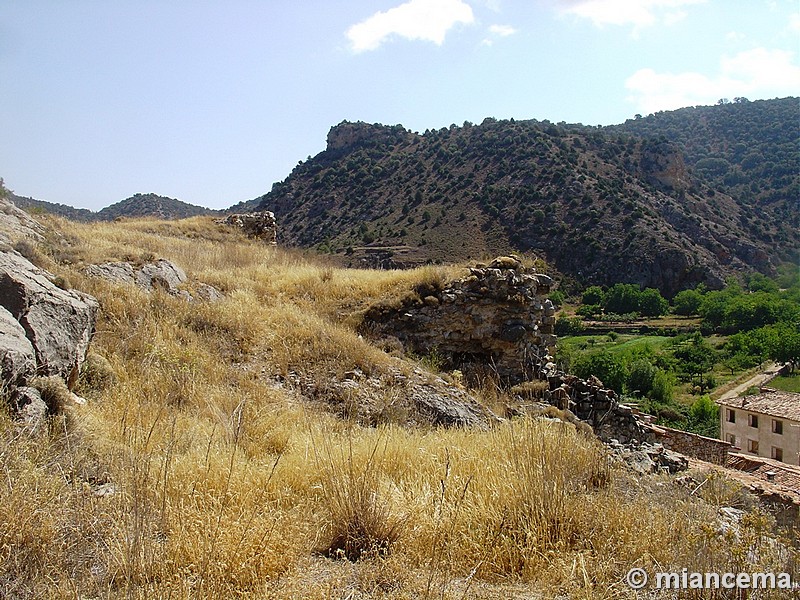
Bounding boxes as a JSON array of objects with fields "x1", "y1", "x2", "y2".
[
  {"x1": 1, "y1": 198, "x2": 98, "y2": 426},
  {"x1": 0, "y1": 249, "x2": 98, "y2": 382},
  {"x1": 84, "y1": 261, "x2": 136, "y2": 284},
  {"x1": 136, "y1": 259, "x2": 187, "y2": 294},
  {"x1": 87, "y1": 258, "x2": 189, "y2": 297},
  {"x1": 0, "y1": 197, "x2": 45, "y2": 244},
  {"x1": 0, "y1": 202, "x2": 98, "y2": 426},
  {"x1": 361, "y1": 256, "x2": 556, "y2": 385},
  {"x1": 0, "y1": 305, "x2": 36, "y2": 385},
  {"x1": 86, "y1": 258, "x2": 226, "y2": 302},
  {"x1": 217, "y1": 212, "x2": 277, "y2": 245}
]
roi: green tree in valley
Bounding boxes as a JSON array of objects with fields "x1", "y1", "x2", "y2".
[
  {"x1": 672, "y1": 288, "x2": 703, "y2": 316},
  {"x1": 670, "y1": 332, "x2": 717, "y2": 389},
  {"x1": 638, "y1": 287, "x2": 669, "y2": 317},
  {"x1": 627, "y1": 359, "x2": 657, "y2": 396},
  {"x1": 688, "y1": 395, "x2": 719, "y2": 437},
  {"x1": 581, "y1": 285, "x2": 605, "y2": 306},
  {"x1": 572, "y1": 350, "x2": 628, "y2": 393},
  {"x1": 604, "y1": 283, "x2": 641, "y2": 315}
]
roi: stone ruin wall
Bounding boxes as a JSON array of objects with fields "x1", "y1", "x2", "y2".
[
  {"x1": 361, "y1": 256, "x2": 557, "y2": 385},
  {"x1": 543, "y1": 367, "x2": 733, "y2": 464},
  {"x1": 217, "y1": 211, "x2": 277, "y2": 245}
]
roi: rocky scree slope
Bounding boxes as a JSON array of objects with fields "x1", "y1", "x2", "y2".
[{"x1": 253, "y1": 112, "x2": 784, "y2": 296}]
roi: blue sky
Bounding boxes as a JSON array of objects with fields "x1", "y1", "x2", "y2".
[{"x1": 1, "y1": 0, "x2": 798, "y2": 211}]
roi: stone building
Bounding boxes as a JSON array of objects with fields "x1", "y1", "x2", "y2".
[{"x1": 718, "y1": 390, "x2": 800, "y2": 465}]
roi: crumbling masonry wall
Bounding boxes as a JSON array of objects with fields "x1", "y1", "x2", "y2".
[
  {"x1": 217, "y1": 211, "x2": 277, "y2": 245},
  {"x1": 361, "y1": 256, "x2": 557, "y2": 385}
]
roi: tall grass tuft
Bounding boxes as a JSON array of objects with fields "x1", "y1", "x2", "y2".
[{"x1": 315, "y1": 429, "x2": 408, "y2": 561}]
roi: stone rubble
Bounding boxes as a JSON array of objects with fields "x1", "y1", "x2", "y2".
[
  {"x1": 274, "y1": 365, "x2": 496, "y2": 428},
  {"x1": 606, "y1": 438, "x2": 689, "y2": 474},
  {"x1": 540, "y1": 367, "x2": 651, "y2": 443}
]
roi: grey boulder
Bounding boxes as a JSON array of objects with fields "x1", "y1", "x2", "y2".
[
  {"x1": 0, "y1": 305, "x2": 36, "y2": 384},
  {"x1": 0, "y1": 250, "x2": 98, "y2": 382},
  {"x1": 135, "y1": 259, "x2": 186, "y2": 294}
]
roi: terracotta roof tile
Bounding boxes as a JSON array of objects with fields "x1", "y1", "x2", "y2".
[{"x1": 726, "y1": 453, "x2": 800, "y2": 494}]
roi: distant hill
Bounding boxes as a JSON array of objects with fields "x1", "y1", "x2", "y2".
[
  {"x1": 95, "y1": 193, "x2": 218, "y2": 221},
  {"x1": 9, "y1": 192, "x2": 218, "y2": 222},
  {"x1": 10, "y1": 193, "x2": 96, "y2": 222},
  {"x1": 252, "y1": 103, "x2": 797, "y2": 296},
  {"x1": 609, "y1": 97, "x2": 798, "y2": 259}
]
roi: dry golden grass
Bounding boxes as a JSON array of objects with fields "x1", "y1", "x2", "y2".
[{"x1": 1, "y1": 215, "x2": 796, "y2": 599}]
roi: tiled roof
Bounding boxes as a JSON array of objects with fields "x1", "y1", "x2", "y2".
[
  {"x1": 726, "y1": 453, "x2": 800, "y2": 494},
  {"x1": 717, "y1": 389, "x2": 800, "y2": 422}
]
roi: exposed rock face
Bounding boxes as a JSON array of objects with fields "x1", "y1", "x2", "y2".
[
  {"x1": 0, "y1": 250, "x2": 98, "y2": 382},
  {"x1": 326, "y1": 121, "x2": 413, "y2": 153},
  {"x1": 0, "y1": 305, "x2": 36, "y2": 385},
  {"x1": 361, "y1": 257, "x2": 556, "y2": 385},
  {"x1": 85, "y1": 261, "x2": 136, "y2": 284},
  {"x1": 217, "y1": 212, "x2": 277, "y2": 245},
  {"x1": 0, "y1": 197, "x2": 46, "y2": 244},
  {"x1": 637, "y1": 139, "x2": 691, "y2": 194},
  {"x1": 136, "y1": 259, "x2": 187, "y2": 294}
]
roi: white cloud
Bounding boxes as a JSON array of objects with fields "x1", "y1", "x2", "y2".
[
  {"x1": 625, "y1": 47, "x2": 800, "y2": 114},
  {"x1": 789, "y1": 13, "x2": 800, "y2": 34},
  {"x1": 488, "y1": 24, "x2": 517, "y2": 36},
  {"x1": 481, "y1": 24, "x2": 516, "y2": 46},
  {"x1": 725, "y1": 31, "x2": 746, "y2": 42},
  {"x1": 346, "y1": 0, "x2": 475, "y2": 53},
  {"x1": 559, "y1": 0, "x2": 705, "y2": 30}
]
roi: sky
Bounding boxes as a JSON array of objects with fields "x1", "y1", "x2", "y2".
[{"x1": 1, "y1": 0, "x2": 798, "y2": 211}]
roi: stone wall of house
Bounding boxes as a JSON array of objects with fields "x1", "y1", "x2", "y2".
[{"x1": 361, "y1": 256, "x2": 556, "y2": 385}]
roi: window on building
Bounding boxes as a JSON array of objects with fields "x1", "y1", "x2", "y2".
[
  {"x1": 747, "y1": 439, "x2": 759, "y2": 454},
  {"x1": 727, "y1": 409, "x2": 735, "y2": 423},
  {"x1": 772, "y1": 419, "x2": 783, "y2": 435},
  {"x1": 749, "y1": 414, "x2": 758, "y2": 428},
  {"x1": 726, "y1": 434, "x2": 736, "y2": 447},
  {"x1": 772, "y1": 447, "x2": 783, "y2": 462}
]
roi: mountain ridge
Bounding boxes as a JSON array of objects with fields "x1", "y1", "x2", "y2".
[
  {"x1": 251, "y1": 100, "x2": 798, "y2": 295},
  {"x1": 5, "y1": 98, "x2": 797, "y2": 296},
  {"x1": 9, "y1": 192, "x2": 219, "y2": 222}
]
